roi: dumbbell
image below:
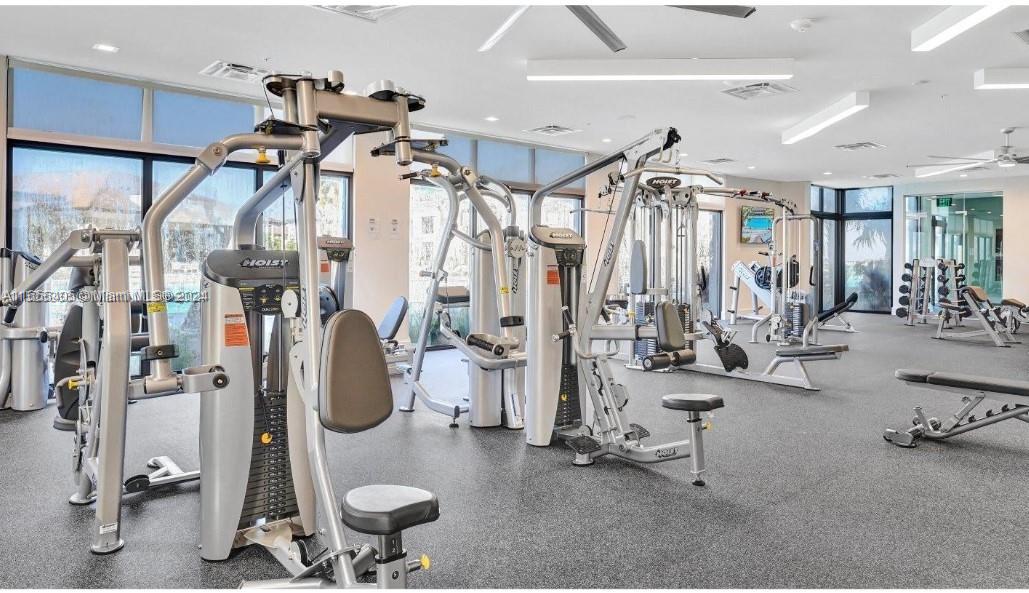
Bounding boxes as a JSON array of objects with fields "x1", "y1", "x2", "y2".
[
  {"x1": 895, "y1": 308, "x2": 908, "y2": 318},
  {"x1": 899, "y1": 295, "x2": 910, "y2": 306},
  {"x1": 953, "y1": 274, "x2": 965, "y2": 282},
  {"x1": 938, "y1": 286, "x2": 949, "y2": 296},
  {"x1": 902, "y1": 273, "x2": 913, "y2": 282},
  {"x1": 936, "y1": 274, "x2": 950, "y2": 282},
  {"x1": 899, "y1": 285, "x2": 911, "y2": 294},
  {"x1": 904, "y1": 262, "x2": 914, "y2": 270},
  {"x1": 955, "y1": 263, "x2": 965, "y2": 271}
]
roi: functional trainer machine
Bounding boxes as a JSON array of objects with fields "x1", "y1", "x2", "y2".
[
  {"x1": 145, "y1": 70, "x2": 439, "y2": 586},
  {"x1": 525, "y1": 127, "x2": 724, "y2": 484},
  {"x1": 401, "y1": 145, "x2": 527, "y2": 429}
]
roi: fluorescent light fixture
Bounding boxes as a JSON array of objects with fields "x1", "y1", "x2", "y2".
[
  {"x1": 959, "y1": 173, "x2": 968, "y2": 177},
  {"x1": 955, "y1": 210, "x2": 968, "y2": 215},
  {"x1": 914, "y1": 151, "x2": 994, "y2": 178},
  {"x1": 998, "y1": 159, "x2": 1017, "y2": 167},
  {"x1": 601, "y1": 138, "x2": 612, "y2": 143},
  {"x1": 484, "y1": 116, "x2": 499, "y2": 122},
  {"x1": 823, "y1": 171, "x2": 832, "y2": 175},
  {"x1": 781, "y1": 91, "x2": 869, "y2": 145},
  {"x1": 911, "y1": 5, "x2": 1007, "y2": 52},
  {"x1": 747, "y1": 165, "x2": 756, "y2": 169},
  {"x1": 974, "y1": 68, "x2": 1029, "y2": 89},
  {"x1": 526, "y1": 58, "x2": 794, "y2": 82},
  {"x1": 92, "y1": 43, "x2": 119, "y2": 53},
  {"x1": 478, "y1": 6, "x2": 530, "y2": 52}
]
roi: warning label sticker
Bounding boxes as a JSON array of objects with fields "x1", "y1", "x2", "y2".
[
  {"x1": 546, "y1": 266, "x2": 560, "y2": 286},
  {"x1": 99, "y1": 522, "x2": 118, "y2": 535},
  {"x1": 320, "y1": 261, "x2": 331, "y2": 274},
  {"x1": 147, "y1": 302, "x2": 167, "y2": 314},
  {"x1": 224, "y1": 313, "x2": 249, "y2": 347}
]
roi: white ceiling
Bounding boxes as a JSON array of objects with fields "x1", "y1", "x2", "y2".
[{"x1": 1, "y1": 4, "x2": 1028, "y2": 187}]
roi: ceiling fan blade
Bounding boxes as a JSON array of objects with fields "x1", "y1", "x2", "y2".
[
  {"x1": 906, "y1": 162, "x2": 987, "y2": 168},
  {"x1": 478, "y1": 5, "x2": 531, "y2": 52},
  {"x1": 925, "y1": 155, "x2": 993, "y2": 161},
  {"x1": 566, "y1": 6, "x2": 627, "y2": 52},
  {"x1": 671, "y1": 5, "x2": 757, "y2": 18},
  {"x1": 1015, "y1": 156, "x2": 1029, "y2": 164}
]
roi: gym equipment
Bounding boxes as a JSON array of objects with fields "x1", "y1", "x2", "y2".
[
  {"x1": 147, "y1": 71, "x2": 438, "y2": 586},
  {"x1": 884, "y1": 369, "x2": 1028, "y2": 448},
  {"x1": 935, "y1": 286, "x2": 1019, "y2": 347},
  {"x1": 401, "y1": 147, "x2": 527, "y2": 429},
  {"x1": 0, "y1": 228, "x2": 228, "y2": 554},
  {"x1": 728, "y1": 207, "x2": 856, "y2": 344},
  {"x1": 897, "y1": 258, "x2": 963, "y2": 324},
  {"x1": 0, "y1": 248, "x2": 51, "y2": 412},
  {"x1": 525, "y1": 128, "x2": 725, "y2": 482},
  {"x1": 317, "y1": 235, "x2": 411, "y2": 375},
  {"x1": 998, "y1": 297, "x2": 1028, "y2": 334}
]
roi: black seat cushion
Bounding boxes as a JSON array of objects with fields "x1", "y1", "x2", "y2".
[
  {"x1": 661, "y1": 393, "x2": 724, "y2": 412},
  {"x1": 896, "y1": 368, "x2": 1029, "y2": 397},
  {"x1": 775, "y1": 343, "x2": 848, "y2": 357},
  {"x1": 341, "y1": 485, "x2": 440, "y2": 535}
]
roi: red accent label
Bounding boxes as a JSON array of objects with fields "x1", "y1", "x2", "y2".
[
  {"x1": 224, "y1": 313, "x2": 249, "y2": 347},
  {"x1": 546, "y1": 265, "x2": 560, "y2": 286}
]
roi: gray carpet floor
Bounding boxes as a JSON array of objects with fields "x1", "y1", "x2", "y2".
[{"x1": 1, "y1": 313, "x2": 1027, "y2": 588}]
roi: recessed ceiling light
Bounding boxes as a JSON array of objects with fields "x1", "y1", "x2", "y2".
[
  {"x1": 823, "y1": 171, "x2": 832, "y2": 175},
  {"x1": 601, "y1": 138, "x2": 612, "y2": 143},
  {"x1": 959, "y1": 173, "x2": 968, "y2": 177},
  {"x1": 747, "y1": 165, "x2": 756, "y2": 169},
  {"x1": 92, "y1": 43, "x2": 120, "y2": 53},
  {"x1": 484, "y1": 116, "x2": 499, "y2": 122}
]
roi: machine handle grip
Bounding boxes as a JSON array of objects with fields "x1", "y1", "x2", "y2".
[{"x1": 4, "y1": 306, "x2": 18, "y2": 324}]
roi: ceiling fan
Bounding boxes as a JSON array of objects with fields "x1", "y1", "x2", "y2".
[
  {"x1": 908, "y1": 127, "x2": 1029, "y2": 175},
  {"x1": 478, "y1": 5, "x2": 757, "y2": 53}
]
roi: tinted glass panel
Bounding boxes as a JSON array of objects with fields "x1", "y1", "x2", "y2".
[
  {"x1": 810, "y1": 185, "x2": 821, "y2": 212},
  {"x1": 844, "y1": 218, "x2": 892, "y2": 311},
  {"x1": 437, "y1": 134, "x2": 474, "y2": 167},
  {"x1": 153, "y1": 161, "x2": 255, "y2": 369},
  {"x1": 153, "y1": 90, "x2": 255, "y2": 147},
  {"x1": 259, "y1": 171, "x2": 350, "y2": 250},
  {"x1": 534, "y1": 148, "x2": 584, "y2": 188},
  {"x1": 11, "y1": 68, "x2": 143, "y2": 140},
  {"x1": 477, "y1": 139, "x2": 531, "y2": 183},
  {"x1": 844, "y1": 187, "x2": 892, "y2": 213},
  {"x1": 10, "y1": 147, "x2": 143, "y2": 323}
]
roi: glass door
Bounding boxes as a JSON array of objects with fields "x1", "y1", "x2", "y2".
[{"x1": 815, "y1": 218, "x2": 837, "y2": 311}]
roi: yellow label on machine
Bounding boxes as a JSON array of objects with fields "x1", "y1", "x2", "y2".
[
  {"x1": 147, "y1": 302, "x2": 167, "y2": 314},
  {"x1": 499, "y1": 286, "x2": 510, "y2": 295}
]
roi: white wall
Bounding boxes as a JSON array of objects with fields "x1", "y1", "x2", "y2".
[{"x1": 890, "y1": 174, "x2": 1029, "y2": 306}]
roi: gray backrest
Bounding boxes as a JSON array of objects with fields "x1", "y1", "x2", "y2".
[
  {"x1": 629, "y1": 240, "x2": 647, "y2": 295},
  {"x1": 377, "y1": 296, "x2": 408, "y2": 341},
  {"x1": 319, "y1": 309, "x2": 393, "y2": 433}
]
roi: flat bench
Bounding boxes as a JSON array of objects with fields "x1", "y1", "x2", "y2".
[
  {"x1": 896, "y1": 368, "x2": 1029, "y2": 398},
  {"x1": 776, "y1": 343, "x2": 848, "y2": 358}
]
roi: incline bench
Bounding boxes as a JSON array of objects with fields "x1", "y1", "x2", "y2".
[{"x1": 883, "y1": 368, "x2": 1029, "y2": 448}]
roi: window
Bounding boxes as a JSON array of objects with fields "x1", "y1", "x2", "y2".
[
  {"x1": 9, "y1": 146, "x2": 143, "y2": 322},
  {"x1": 259, "y1": 171, "x2": 351, "y2": 250},
  {"x1": 697, "y1": 210, "x2": 723, "y2": 318},
  {"x1": 153, "y1": 90, "x2": 256, "y2": 147},
  {"x1": 844, "y1": 218, "x2": 892, "y2": 312},
  {"x1": 10, "y1": 68, "x2": 144, "y2": 140},
  {"x1": 534, "y1": 148, "x2": 585, "y2": 189},
  {"x1": 513, "y1": 193, "x2": 582, "y2": 234},
  {"x1": 153, "y1": 161, "x2": 257, "y2": 370},
  {"x1": 811, "y1": 185, "x2": 837, "y2": 214},
  {"x1": 476, "y1": 139, "x2": 531, "y2": 183},
  {"x1": 436, "y1": 134, "x2": 474, "y2": 167},
  {"x1": 407, "y1": 183, "x2": 472, "y2": 344},
  {"x1": 844, "y1": 187, "x2": 892, "y2": 213},
  {"x1": 810, "y1": 185, "x2": 821, "y2": 212}
]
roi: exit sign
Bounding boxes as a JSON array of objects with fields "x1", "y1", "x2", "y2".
[{"x1": 938, "y1": 197, "x2": 952, "y2": 207}]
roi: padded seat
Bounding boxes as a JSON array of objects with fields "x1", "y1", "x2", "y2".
[
  {"x1": 817, "y1": 292, "x2": 858, "y2": 323},
  {"x1": 895, "y1": 368, "x2": 1029, "y2": 398},
  {"x1": 340, "y1": 485, "x2": 440, "y2": 535},
  {"x1": 1002, "y1": 298, "x2": 1026, "y2": 309},
  {"x1": 661, "y1": 393, "x2": 724, "y2": 412},
  {"x1": 775, "y1": 343, "x2": 848, "y2": 357}
]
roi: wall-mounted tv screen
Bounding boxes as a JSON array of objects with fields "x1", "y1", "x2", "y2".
[{"x1": 740, "y1": 206, "x2": 774, "y2": 244}]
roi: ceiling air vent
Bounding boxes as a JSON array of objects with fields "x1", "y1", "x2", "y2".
[
  {"x1": 526, "y1": 125, "x2": 581, "y2": 137},
  {"x1": 835, "y1": 141, "x2": 886, "y2": 151},
  {"x1": 1013, "y1": 29, "x2": 1029, "y2": 45},
  {"x1": 199, "y1": 61, "x2": 269, "y2": 83},
  {"x1": 701, "y1": 157, "x2": 735, "y2": 164},
  {"x1": 314, "y1": 5, "x2": 405, "y2": 22},
  {"x1": 721, "y1": 82, "x2": 797, "y2": 100},
  {"x1": 865, "y1": 173, "x2": 899, "y2": 180}
]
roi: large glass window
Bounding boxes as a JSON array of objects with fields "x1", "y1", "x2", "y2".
[
  {"x1": 259, "y1": 171, "x2": 351, "y2": 250},
  {"x1": 436, "y1": 134, "x2": 474, "y2": 167},
  {"x1": 534, "y1": 148, "x2": 585, "y2": 189},
  {"x1": 697, "y1": 210, "x2": 723, "y2": 318},
  {"x1": 819, "y1": 219, "x2": 837, "y2": 311},
  {"x1": 153, "y1": 90, "x2": 256, "y2": 147},
  {"x1": 9, "y1": 147, "x2": 143, "y2": 322},
  {"x1": 408, "y1": 183, "x2": 472, "y2": 344},
  {"x1": 844, "y1": 187, "x2": 892, "y2": 213},
  {"x1": 476, "y1": 139, "x2": 531, "y2": 183},
  {"x1": 514, "y1": 193, "x2": 582, "y2": 233},
  {"x1": 153, "y1": 161, "x2": 256, "y2": 369},
  {"x1": 844, "y1": 218, "x2": 892, "y2": 312},
  {"x1": 10, "y1": 68, "x2": 143, "y2": 140}
]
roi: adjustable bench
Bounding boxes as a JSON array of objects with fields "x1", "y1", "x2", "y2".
[
  {"x1": 935, "y1": 286, "x2": 1018, "y2": 347},
  {"x1": 803, "y1": 292, "x2": 859, "y2": 347},
  {"x1": 999, "y1": 298, "x2": 1028, "y2": 334},
  {"x1": 883, "y1": 368, "x2": 1029, "y2": 448}
]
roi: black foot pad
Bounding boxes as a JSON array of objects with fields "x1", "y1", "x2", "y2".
[
  {"x1": 566, "y1": 435, "x2": 602, "y2": 455},
  {"x1": 628, "y1": 423, "x2": 650, "y2": 440}
]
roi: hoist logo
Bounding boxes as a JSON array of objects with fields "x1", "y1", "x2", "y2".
[
  {"x1": 655, "y1": 447, "x2": 678, "y2": 459},
  {"x1": 240, "y1": 258, "x2": 288, "y2": 269},
  {"x1": 646, "y1": 176, "x2": 681, "y2": 189}
]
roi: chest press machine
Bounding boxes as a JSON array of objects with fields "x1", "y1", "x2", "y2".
[
  {"x1": 140, "y1": 71, "x2": 439, "y2": 587},
  {"x1": 525, "y1": 128, "x2": 724, "y2": 485}
]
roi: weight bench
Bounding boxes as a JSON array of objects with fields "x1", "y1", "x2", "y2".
[
  {"x1": 999, "y1": 298, "x2": 1028, "y2": 334},
  {"x1": 883, "y1": 368, "x2": 1029, "y2": 448},
  {"x1": 378, "y1": 296, "x2": 411, "y2": 374},
  {"x1": 803, "y1": 292, "x2": 859, "y2": 347},
  {"x1": 936, "y1": 286, "x2": 1018, "y2": 347}
]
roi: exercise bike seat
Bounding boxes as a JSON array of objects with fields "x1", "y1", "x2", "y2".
[
  {"x1": 895, "y1": 368, "x2": 1029, "y2": 398},
  {"x1": 340, "y1": 485, "x2": 440, "y2": 535}
]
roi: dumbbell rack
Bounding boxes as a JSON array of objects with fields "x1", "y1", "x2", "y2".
[
  {"x1": 897, "y1": 259, "x2": 935, "y2": 325},
  {"x1": 934, "y1": 259, "x2": 966, "y2": 305}
]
